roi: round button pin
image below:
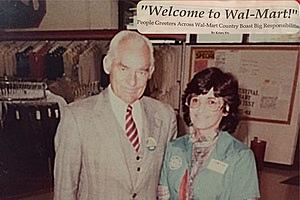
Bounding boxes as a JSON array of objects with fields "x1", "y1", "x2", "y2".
[
  {"x1": 146, "y1": 137, "x2": 157, "y2": 151},
  {"x1": 169, "y1": 155, "x2": 182, "y2": 170}
]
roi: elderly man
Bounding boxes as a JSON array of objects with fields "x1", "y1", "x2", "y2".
[{"x1": 54, "y1": 30, "x2": 177, "y2": 200}]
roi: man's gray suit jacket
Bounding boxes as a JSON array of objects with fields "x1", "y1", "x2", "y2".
[{"x1": 54, "y1": 89, "x2": 177, "y2": 200}]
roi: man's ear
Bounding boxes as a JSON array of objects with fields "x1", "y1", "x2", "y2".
[
  {"x1": 147, "y1": 65, "x2": 155, "y2": 79},
  {"x1": 103, "y1": 55, "x2": 112, "y2": 74}
]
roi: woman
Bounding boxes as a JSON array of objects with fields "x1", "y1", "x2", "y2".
[{"x1": 158, "y1": 67, "x2": 260, "y2": 200}]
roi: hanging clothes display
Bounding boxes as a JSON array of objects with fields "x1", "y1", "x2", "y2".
[
  {"x1": 45, "y1": 45, "x2": 66, "y2": 80},
  {"x1": 29, "y1": 42, "x2": 53, "y2": 80},
  {"x1": 148, "y1": 45, "x2": 182, "y2": 110},
  {"x1": 16, "y1": 46, "x2": 34, "y2": 78},
  {"x1": 0, "y1": 102, "x2": 60, "y2": 198},
  {"x1": 0, "y1": 42, "x2": 21, "y2": 77},
  {"x1": 0, "y1": 80, "x2": 63, "y2": 198},
  {"x1": 0, "y1": 40, "x2": 109, "y2": 87},
  {"x1": 63, "y1": 41, "x2": 109, "y2": 85}
]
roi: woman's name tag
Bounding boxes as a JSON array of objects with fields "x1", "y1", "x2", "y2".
[{"x1": 207, "y1": 159, "x2": 228, "y2": 174}]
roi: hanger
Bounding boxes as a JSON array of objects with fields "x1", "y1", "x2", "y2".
[
  {"x1": 18, "y1": 41, "x2": 31, "y2": 53},
  {"x1": 65, "y1": 41, "x2": 74, "y2": 48},
  {"x1": 48, "y1": 43, "x2": 60, "y2": 54}
]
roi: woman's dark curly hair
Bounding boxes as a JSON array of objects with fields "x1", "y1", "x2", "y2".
[{"x1": 182, "y1": 67, "x2": 240, "y2": 134}]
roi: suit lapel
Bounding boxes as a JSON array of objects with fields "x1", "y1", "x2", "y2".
[
  {"x1": 135, "y1": 99, "x2": 162, "y2": 189},
  {"x1": 94, "y1": 90, "x2": 132, "y2": 191}
]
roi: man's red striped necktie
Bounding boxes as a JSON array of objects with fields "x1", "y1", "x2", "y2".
[{"x1": 125, "y1": 105, "x2": 140, "y2": 152}]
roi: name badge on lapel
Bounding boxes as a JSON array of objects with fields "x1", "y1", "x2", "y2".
[
  {"x1": 207, "y1": 159, "x2": 228, "y2": 174},
  {"x1": 169, "y1": 155, "x2": 182, "y2": 170},
  {"x1": 146, "y1": 137, "x2": 157, "y2": 151}
]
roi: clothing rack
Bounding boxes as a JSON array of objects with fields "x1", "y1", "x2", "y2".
[
  {"x1": 0, "y1": 100, "x2": 60, "y2": 198},
  {"x1": 0, "y1": 79, "x2": 46, "y2": 101}
]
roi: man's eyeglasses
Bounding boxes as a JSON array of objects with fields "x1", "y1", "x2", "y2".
[{"x1": 185, "y1": 96, "x2": 224, "y2": 112}]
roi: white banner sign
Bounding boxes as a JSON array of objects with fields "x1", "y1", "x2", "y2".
[{"x1": 137, "y1": 1, "x2": 300, "y2": 34}]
